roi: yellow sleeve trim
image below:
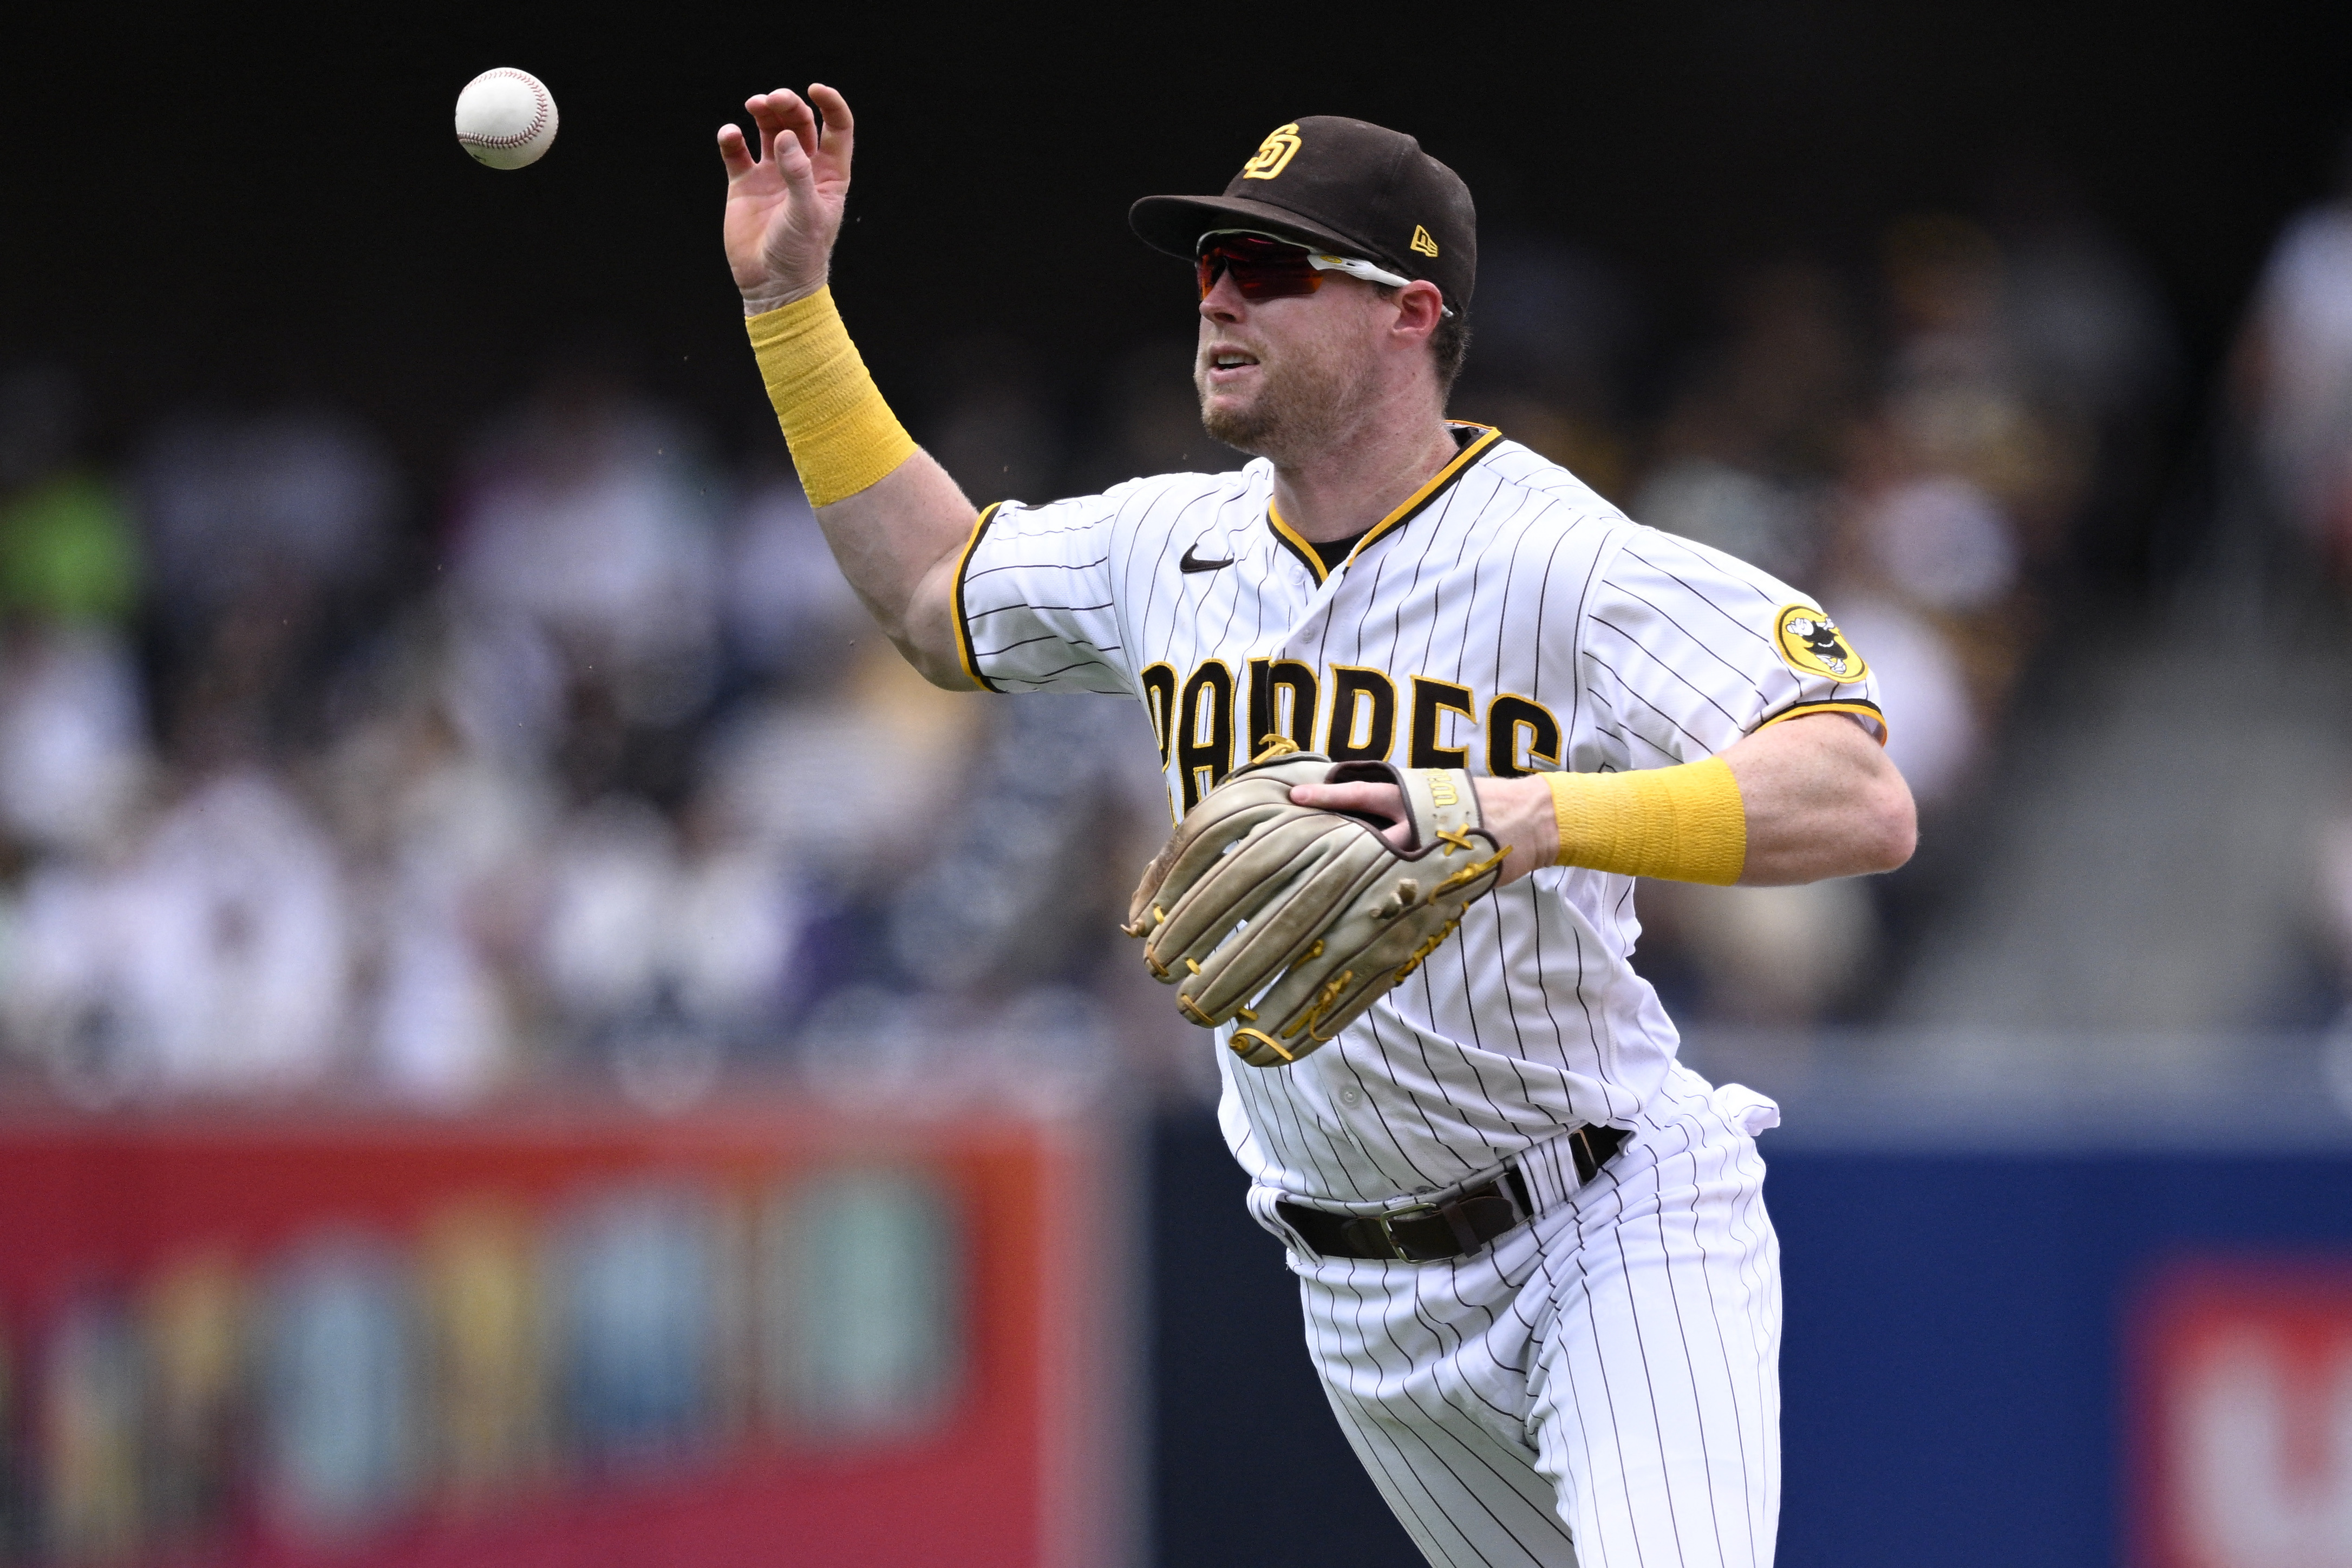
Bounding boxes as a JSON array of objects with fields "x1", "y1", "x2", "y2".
[
  {"x1": 949, "y1": 502, "x2": 1006, "y2": 694},
  {"x1": 1545, "y1": 756, "x2": 1747, "y2": 886},
  {"x1": 746, "y1": 288, "x2": 918, "y2": 507},
  {"x1": 1756, "y1": 700, "x2": 1889, "y2": 747}
]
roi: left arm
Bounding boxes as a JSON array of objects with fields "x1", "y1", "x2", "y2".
[
  {"x1": 1468, "y1": 710, "x2": 1915, "y2": 886},
  {"x1": 1714, "y1": 710, "x2": 1916, "y2": 883},
  {"x1": 1292, "y1": 711, "x2": 1917, "y2": 888}
]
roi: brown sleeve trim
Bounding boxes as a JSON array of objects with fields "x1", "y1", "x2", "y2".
[{"x1": 1756, "y1": 698, "x2": 1888, "y2": 747}]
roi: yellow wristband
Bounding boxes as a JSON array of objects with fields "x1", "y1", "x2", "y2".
[
  {"x1": 1545, "y1": 757, "x2": 1747, "y2": 885},
  {"x1": 746, "y1": 287, "x2": 918, "y2": 507}
]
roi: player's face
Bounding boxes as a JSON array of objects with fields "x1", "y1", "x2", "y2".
[{"x1": 1194, "y1": 271, "x2": 1390, "y2": 461}]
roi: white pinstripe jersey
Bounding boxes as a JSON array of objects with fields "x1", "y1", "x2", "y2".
[{"x1": 953, "y1": 423, "x2": 1883, "y2": 1203}]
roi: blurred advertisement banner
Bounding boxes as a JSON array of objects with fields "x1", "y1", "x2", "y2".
[
  {"x1": 0, "y1": 1103, "x2": 1130, "y2": 1567},
  {"x1": 2134, "y1": 1261, "x2": 2352, "y2": 1568}
]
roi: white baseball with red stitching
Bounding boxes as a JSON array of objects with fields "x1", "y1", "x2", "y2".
[{"x1": 454, "y1": 68, "x2": 558, "y2": 169}]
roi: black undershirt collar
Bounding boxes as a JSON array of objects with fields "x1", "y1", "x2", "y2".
[
  {"x1": 1296, "y1": 426, "x2": 1478, "y2": 575},
  {"x1": 1308, "y1": 532, "x2": 1366, "y2": 573}
]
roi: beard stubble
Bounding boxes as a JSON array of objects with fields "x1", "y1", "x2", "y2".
[{"x1": 1195, "y1": 330, "x2": 1376, "y2": 464}]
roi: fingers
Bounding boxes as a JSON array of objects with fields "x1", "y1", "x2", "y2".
[
  {"x1": 808, "y1": 82, "x2": 855, "y2": 172},
  {"x1": 716, "y1": 122, "x2": 755, "y2": 179},
  {"x1": 729, "y1": 89, "x2": 820, "y2": 192},
  {"x1": 766, "y1": 86, "x2": 820, "y2": 165},
  {"x1": 1290, "y1": 781, "x2": 1405, "y2": 820},
  {"x1": 745, "y1": 88, "x2": 813, "y2": 134},
  {"x1": 735, "y1": 87, "x2": 843, "y2": 190},
  {"x1": 743, "y1": 89, "x2": 814, "y2": 164},
  {"x1": 771, "y1": 119, "x2": 819, "y2": 205},
  {"x1": 808, "y1": 82, "x2": 853, "y2": 125},
  {"x1": 1292, "y1": 779, "x2": 1414, "y2": 851},
  {"x1": 738, "y1": 93, "x2": 780, "y2": 169}
]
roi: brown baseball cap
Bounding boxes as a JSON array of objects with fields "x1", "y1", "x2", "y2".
[{"x1": 1131, "y1": 116, "x2": 1478, "y2": 312}]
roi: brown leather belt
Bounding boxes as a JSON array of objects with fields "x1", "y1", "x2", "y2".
[{"x1": 1276, "y1": 1125, "x2": 1631, "y2": 1263}]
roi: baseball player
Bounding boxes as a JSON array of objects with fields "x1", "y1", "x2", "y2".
[{"x1": 720, "y1": 88, "x2": 1915, "y2": 1567}]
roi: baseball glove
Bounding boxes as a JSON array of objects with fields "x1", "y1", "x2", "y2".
[{"x1": 1123, "y1": 741, "x2": 1509, "y2": 1067}]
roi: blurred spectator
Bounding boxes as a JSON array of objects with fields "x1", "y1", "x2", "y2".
[
  {"x1": 0, "y1": 625, "x2": 149, "y2": 859},
  {"x1": 374, "y1": 899, "x2": 515, "y2": 1108},
  {"x1": 534, "y1": 793, "x2": 799, "y2": 1110},
  {"x1": 138, "y1": 407, "x2": 395, "y2": 638},
  {"x1": 1642, "y1": 878, "x2": 1880, "y2": 1027},
  {"x1": 919, "y1": 337, "x2": 1066, "y2": 507},
  {"x1": 700, "y1": 641, "x2": 981, "y2": 898},
  {"x1": 1454, "y1": 238, "x2": 1639, "y2": 498},
  {"x1": 439, "y1": 607, "x2": 568, "y2": 772},
  {"x1": 0, "y1": 368, "x2": 140, "y2": 628},
  {"x1": 2235, "y1": 133, "x2": 2352, "y2": 577},
  {"x1": 721, "y1": 472, "x2": 868, "y2": 690},
  {"x1": 8, "y1": 772, "x2": 350, "y2": 1099},
  {"x1": 1871, "y1": 215, "x2": 2089, "y2": 574},
  {"x1": 1988, "y1": 167, "x2": 2179, "y2": 538},
  {"x1": 1816, "y1": 218, "x2": 2081, "y2": 747},
  {"x1": 1844, "y1": 473, "x2": 2020, "y2": 615},
  {"x1": 890, "y1": 693, "x2": 1164, "y2": 995},
  {"x1": 1635, "y1": 459, "x2": 1820, "y2": 586},
  {"x1": 319, "y1": 631, "x2": 557, "y2": 1105},
  {"x1": 451, "y1": 377, "x2": 722, "y2": 759},
  {"x1": 137, "y1": 409, "x2": 397, "y2": 765},
  {"x1": 0, "y1": 368, "x2": 153, "y2": 866},
  {"x1": 2314, "y1": 808, "x2": 2352, "y2": 1002},
  {"x1": 1066, "y1": 341, "x2": 1242, "y2": 494},
  {"x1": 1636, "y1": 263, "x2": 1868, "y2": 580}
]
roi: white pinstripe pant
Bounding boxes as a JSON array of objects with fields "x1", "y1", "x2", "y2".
[{"x1": 1263, "y1": 1068, "x2": 1782, "y2": 1568}]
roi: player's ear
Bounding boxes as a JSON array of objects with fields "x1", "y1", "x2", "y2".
[{"x1": 1390, "y1": 280, "x2": 1446, "y2": 344}]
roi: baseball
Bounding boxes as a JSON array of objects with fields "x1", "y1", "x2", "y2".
[{"x1": 454, "y1": 68, "x2": 558, "y2": 169}]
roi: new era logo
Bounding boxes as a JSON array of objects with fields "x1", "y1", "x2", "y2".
[{"x1": 1409, "y1": 225, "x2": 1440, "y2": 257}]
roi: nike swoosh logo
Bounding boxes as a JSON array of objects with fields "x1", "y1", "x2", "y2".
[{"x1": 1180, "y1": 545, "x2": 1237, "y2": 573}]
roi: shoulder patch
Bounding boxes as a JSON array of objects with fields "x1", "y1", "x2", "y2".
[{"x1": 1773, "y1": 604, "x2": 1868, "y2": 683}]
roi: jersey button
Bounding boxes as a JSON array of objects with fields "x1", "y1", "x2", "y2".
[{"x1": 1338, "y1": 1084, "x2": 1363, "y2": 1107}]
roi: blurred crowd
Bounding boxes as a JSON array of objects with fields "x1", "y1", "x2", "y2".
[
  {"x1": 0, "y1": 364, "x2": 1170, "y2": 1110},
  {"x1": 1600, "y1": 184, "x2": 2183, "y2": 1025},
  {"x1": 0, "y1": 165, "x2": 2260, "y2": 1095},
  {"x1": 1452, "y1": 176, "x2": 2181, "y2": 1027}
]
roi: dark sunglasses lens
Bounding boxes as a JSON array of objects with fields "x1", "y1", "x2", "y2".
[
  {"x1": 1232, "y1": 261, "x2": 1322, "y2": 300},
  {"x1": 1195, "y1": 240, "x2": 1322, "y2": 301}
]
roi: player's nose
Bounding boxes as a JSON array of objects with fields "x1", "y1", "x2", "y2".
[{"x1": 1198, "y1": 272, "x2": 1249, "y2": 324}]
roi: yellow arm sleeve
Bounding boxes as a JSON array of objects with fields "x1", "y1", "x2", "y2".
[
  {"x1": 745, "y1": 288, "x2": 918, "y2": 507},
  {"x1": 1544, "y1": 756, "x2": 1747, "y2": 885}
]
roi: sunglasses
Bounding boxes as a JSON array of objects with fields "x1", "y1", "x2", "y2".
[{"x1": 1195, "y1": 231, "x2": 1446, "y2": 311}]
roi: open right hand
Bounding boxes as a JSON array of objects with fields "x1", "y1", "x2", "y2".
[{"x1": 717, "y1": 84, "x2": 854, "y2": 314}]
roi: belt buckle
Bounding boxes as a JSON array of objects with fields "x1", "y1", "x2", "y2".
[
  {"x1": 1348, "y1": 1164, "x2": 1533, "y2": 1263},
  {"x1": 1371, "y1": 1200, "x2": 1440, "y2": 1262}
]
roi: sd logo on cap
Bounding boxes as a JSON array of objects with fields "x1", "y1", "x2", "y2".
[{"x1": 1130, "y1": 115, "x2": 1477, "y2": 316}]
